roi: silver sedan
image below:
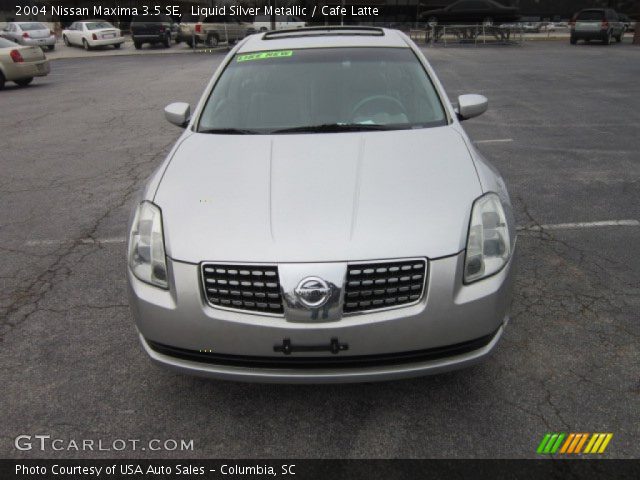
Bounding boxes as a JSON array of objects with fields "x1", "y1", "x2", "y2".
[
  {"x1": 1, "y1": 22, "x2": 57, "y2": 51},
  {"x1": 127, "y1": 27, "x2": 516, "y2": 383},
  {"x1": 0, "y1": 37, "x2": 50, "y2": 89}
]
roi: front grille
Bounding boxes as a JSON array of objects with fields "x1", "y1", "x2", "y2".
[
  {"x1": 201, "y1": 263, "x2": 283, "y2": 315},
  {"x1": 343, "y1": 259, "x2": 427, "y2": 314}
]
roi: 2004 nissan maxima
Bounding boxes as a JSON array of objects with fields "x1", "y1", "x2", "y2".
[{"x1": 127, "y1": 27, "x2": 515, "y2": 383}]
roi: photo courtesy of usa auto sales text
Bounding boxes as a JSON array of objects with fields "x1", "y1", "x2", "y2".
[
  {"x1": 15, "y1": 463, "x2": 294, "y2": 476},
  {"x1": 15, "y1": 464, "x2": 199, "y2": 476}
]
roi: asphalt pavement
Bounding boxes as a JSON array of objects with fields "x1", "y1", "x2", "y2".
[{"x1": 1, "y1": 41, "x2": 639, "y2": 458}]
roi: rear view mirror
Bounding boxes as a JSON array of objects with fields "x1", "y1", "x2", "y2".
[
  {"x1": 456, "y1": 94, "x2": 488, "y2": 120},
  {"x1": 164, "y1": 102, "x2": 191, "y2": 127}
]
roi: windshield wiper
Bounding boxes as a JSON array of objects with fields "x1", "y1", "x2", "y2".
[
  {"x1": 271, "y1": 123, "x2": 404, "y2": 134},
  {"x1": 199, "y1": 124, "x2": 413, "y2": 135},
  {"x1": 198, "y1": 128, "x2": 261, "y2": 135}
]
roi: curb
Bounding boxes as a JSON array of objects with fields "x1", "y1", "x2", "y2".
[{"x1": 46, "y1": 45, "x2": 229, "y2": 61}]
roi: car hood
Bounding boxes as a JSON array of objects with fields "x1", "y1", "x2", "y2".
[{"x1": 155, "y1": 127, "x2": 482, "y2": 263}]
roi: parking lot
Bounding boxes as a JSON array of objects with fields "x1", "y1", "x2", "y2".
[{"x1": 1, "y1": 41, "x2": 639, "y2": 458}]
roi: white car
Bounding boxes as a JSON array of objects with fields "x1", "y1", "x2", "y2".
[
  {"x1": 539, "y1": 23, "x2": 555, "y2": 32},
  {"x1": 1, "y1": 22, "x2": 57, "y2": 51},
  {"x1": 62, "y1": 20, "x2": 124, "y2": 50},
  {"x1": 252, "y1": 15, "x2": 306, "y2": 32},
  {"x1": 0, "y1": 37, "x2": 50, "y2": 89}
]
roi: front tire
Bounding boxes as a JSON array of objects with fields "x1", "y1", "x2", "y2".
[
  {"x1": 113, "y1": 43, "x2": 121, "y2": 49},
  {"x1": 63, "y1": 35, "x2": 70, "y2": 46},
  {"x1": 15, "y1": 77, "x2": 33, "y2": 87},
  {"x1": 134, "y1": 40, "x2": 142, "y2": 49},
  {"x1": 47, "y1": 44, "x2": 55, "y2": 51}
]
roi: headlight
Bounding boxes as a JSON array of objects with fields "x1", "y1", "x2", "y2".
[
  {"x1": 128, "y1": 201, "x2": 168, "y2": 289},
  {"x1": 464, "y1": 193, "x2": 511, "y2": 283}
]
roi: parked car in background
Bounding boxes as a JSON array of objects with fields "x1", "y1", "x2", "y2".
[
  {"x1": 177, "y1": 12, "x2": 199, "y2": 44},
  {"x1": 0, "y1": 37, "x2": 50, "y2": 89},
  {"x1": 539, "y1": 22, "x2": 557, "y2": 32},
  {"x1": 570, "y1": 9, "x2": 625, "y2": 45},
  {"x1": 252, "y1": 15, "x2": 306, "y2": 31},
  {"x1": 420, "y1": 0, "x2": 520, "y2": 25},
  {"x1": 180, "y1": 15, "x2": 251, "y2": 47},
  {"x1": 521, "y1": 22, "x2": 541, "y2": 33},
  {"x1": 131, "y1": 14, "x2": 179, "y2": 49},
  {"x1": 62, "y1": 20, "x2": 124, "y2": 50},
  {"x1": 1, "y1": 22, "x2": 56, "y2": 51},
  {"x1": 617, "y1": 13, "x2": 634, "y2": 32}
]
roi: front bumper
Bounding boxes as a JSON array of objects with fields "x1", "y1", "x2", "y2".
[
  {"x1": 128, "y1": 251, "x2": 514, "y2": 383},
  {"x1": 140, "y1": 326, "x2": 504, "y2": 383}
]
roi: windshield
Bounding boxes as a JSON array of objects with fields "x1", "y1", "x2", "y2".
[
  {"x1": 20, "y1": 23, "x2": 47, "y2": 31},
  {"x1": 197, "y1": 47, "x2": 447, "y2": 134},
  {"x1": 86, "y1": 22, "x2": 113, "y2": 30}
]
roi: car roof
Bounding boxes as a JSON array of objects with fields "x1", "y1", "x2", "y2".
[{"x1": 238, "y1": 27, "x2": 409, "y2": 53}]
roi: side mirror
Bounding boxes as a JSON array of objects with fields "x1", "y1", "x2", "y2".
[
  {"x1": 164, "y1": 102, "x2": 190, "y2": 127},
  {"x1": 456, "y1": 94, "x2": 488, "y2": 121}
]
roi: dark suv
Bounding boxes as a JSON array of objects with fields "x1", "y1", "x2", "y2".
[
  {"x1": 570, "y1": 9, "x2": 625, "y2": 44},
  {"x1": 130, "y1": 14, "x2": 179, "y2": 49}
]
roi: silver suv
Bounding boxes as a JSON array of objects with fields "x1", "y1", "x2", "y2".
[
  {"x1": 127, "y1": 27, "x2": 515, "y2": 383},
  {"x1": 570, "y1": 8, "x2": 625, "y2": 44}
]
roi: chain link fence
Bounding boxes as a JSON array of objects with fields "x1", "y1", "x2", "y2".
[{"x1": 410, "y1": 23, "x2": 526, "y2": 46}]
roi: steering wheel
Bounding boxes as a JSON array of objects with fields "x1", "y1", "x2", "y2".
[{"x1": 350, "y1": 95, "x2": 408, "y2": 123}]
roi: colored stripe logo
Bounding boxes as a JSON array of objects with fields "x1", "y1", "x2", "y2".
[{"x1": 537, "y1": 433, "x2": 613, "y2": 454}]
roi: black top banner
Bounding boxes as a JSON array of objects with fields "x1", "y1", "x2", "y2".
[{"x1": 1, "y1": 1, "x2": 639, "y2": 25}]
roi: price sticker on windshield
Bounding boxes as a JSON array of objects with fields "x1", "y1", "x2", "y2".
[{"x1": 236, "y1": 50, "x2": 294, "y2": 62}]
